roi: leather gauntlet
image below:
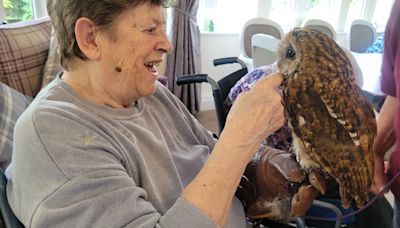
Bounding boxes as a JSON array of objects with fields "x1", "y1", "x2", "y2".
[{"x1": 236, "y1": 146, "x2": 320, "y2": 221}]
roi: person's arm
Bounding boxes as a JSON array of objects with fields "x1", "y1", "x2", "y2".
[
  {"x1": 9, "y1": 74, "x2": 283, "y2": 228},
  {"x1": 372, "y1": 95, "x2": 398, "y2": 193},
  {"x1": 181, "y1": 73, "x2": 284, "y2": 226},
  {"x1": 374, "y1": 95, "x2": 398, "y2": 157},
  {"x1": 372, "y1": 18, "x2": 400, "y2": 193},
  {"x1": 9, "y1": 107, "x2": 219, "y2": 228}
]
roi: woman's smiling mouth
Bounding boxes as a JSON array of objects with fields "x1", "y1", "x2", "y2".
[{"x1": 145, "y1": 61, "x2": 160, "y2": 73}]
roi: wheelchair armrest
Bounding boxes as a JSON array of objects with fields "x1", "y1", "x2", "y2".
[{"x1": 309, "y1": 199, "x2": 344, "y2": 228}]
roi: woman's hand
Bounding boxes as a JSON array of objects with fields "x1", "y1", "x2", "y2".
[
  {"x1": 182, "y1": 73, "x2": 284, "y2": 227},
  {"x1": 371, "y1": 154, "x2": 389, "y2": 195},
  {"x1": 221, "y1": 72, "x2": 285, "y2": 155},
  {"x1": 371, "y1": 95, "x2": 397, "y2": 195}
]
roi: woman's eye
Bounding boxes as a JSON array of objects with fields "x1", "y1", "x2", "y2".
[
  {"x1": 286, "y1": 48, "x2": 296, "y2": 59},
  {"x1": 146, "y1": 27, "x2": 156, "y2": 33}
]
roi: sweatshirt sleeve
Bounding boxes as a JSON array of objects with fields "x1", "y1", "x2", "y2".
[{"x1": 7, "y1": 106, "x2": 218, "y2": 228}]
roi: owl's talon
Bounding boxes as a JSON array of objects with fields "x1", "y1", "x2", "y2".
[
  {"x1": 291, "y1": 192, "x2": 300, "y2": 215},
  {"x1": 291, "y1": 184, "x2": 319, "y2": 217},
  {"x1": 308, "y1": 171, "x2": 326, "y2": 195}
]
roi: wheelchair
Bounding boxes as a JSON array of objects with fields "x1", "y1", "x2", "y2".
[{"x1": 177, "y1": 57, "x2": 248, "y2": 137}]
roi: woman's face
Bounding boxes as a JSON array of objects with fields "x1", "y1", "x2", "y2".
[{"x1": 96, "y1": 3, "x2": 172, "y2": 106}]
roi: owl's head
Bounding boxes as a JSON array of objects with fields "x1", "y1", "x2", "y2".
[
  {"x1": 277, "y1": 27, "x2": 351, "y2": 83},
  {"x1": 276, "y1": 28, "x2": 307, "y2": 79}
]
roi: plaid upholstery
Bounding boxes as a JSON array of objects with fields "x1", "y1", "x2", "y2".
[
  {"x1": 0, "y1": 17, "x2": 52, "y2": 97},
  {"x1": 41, "y1": 29, "x2": 62, "y2": 88},
  {"x1": 0, "y1": 83, "x2": 31, "y2": 171}
]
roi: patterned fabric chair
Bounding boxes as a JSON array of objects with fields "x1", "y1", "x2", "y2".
[
  {"x1": 0, "y1": 84, "x2": 31, "y2": 171},
  {"x1": 0, "y1": 16, "x2": 59, "y2": 168},
  {"x1": 0, "y1": 18, "x2": 55, "y2": 227},
  {"x1": 0, "y1": 17, "x2": 55, "y2": 172},
  {"x1": 0, "y1": 17, "x2": 54, "y2": 97}
]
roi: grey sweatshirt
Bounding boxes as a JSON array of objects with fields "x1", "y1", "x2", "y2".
[{"x1": 6, "y1": 77, "x2": 247, "y2": 227}]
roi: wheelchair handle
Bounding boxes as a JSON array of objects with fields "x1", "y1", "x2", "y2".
[
  {"x1": 213, "y1": 57, "x2": 247, "y2": 68},
  {"x1": 176, "y1": 74, "x2": 220, "y2": 91},
  {"x1": 176, "y1": 74, "x2": 208, "y2": 85}
]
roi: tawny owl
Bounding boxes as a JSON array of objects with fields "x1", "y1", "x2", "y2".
[{"x1": 276, "y1": 28, "x2": 377, "y2": 209}]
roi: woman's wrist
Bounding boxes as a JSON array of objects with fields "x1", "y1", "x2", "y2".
[
  {"x1": 218, "y1": 124, "x2": 264, "y2": 153},
  {"x1": 181, "y1": 137, "x2": 252, "y2": 226}
]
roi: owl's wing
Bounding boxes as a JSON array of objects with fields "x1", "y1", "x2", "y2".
[
  {"x1": 318, "y1": 77, "x2": 376, "y2": 165},
  {"x1": 315, "y1": 77, "x2": 376, "y2": 208}
]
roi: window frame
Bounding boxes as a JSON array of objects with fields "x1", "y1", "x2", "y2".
[
  {"x1": 32, "y1": 0, "x2": 48, "y2": 18},
  {"x1": 0, "y1": 0, "x2": 5, "y2": 22}
]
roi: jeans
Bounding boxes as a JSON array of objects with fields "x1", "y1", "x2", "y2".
[{"x1": 394, "y1": 197, "x2": 400, "y2": 228}]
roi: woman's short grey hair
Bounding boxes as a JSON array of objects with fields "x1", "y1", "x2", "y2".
[{"x1": 47, "y1": 0, "x2": 172, "y2": 70}]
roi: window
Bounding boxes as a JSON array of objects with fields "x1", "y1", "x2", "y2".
[
  {"x1": 197, "y1": 0, "x2": 393, "y2": 34},
  {"x1": 2, "y1": 0, "x2": 33, "y2": 23},
  {"x1": 346, "y1": 0, "x2": 393, "y2": 32},
  {"x1": 268, "y1": 0, "x2": 296, "y2": 30},
  {"x1": 262, "y1": 0, "x2": 343, "y2": 30},
  {"x1": 371, "y1": 0, "x2": 394, "y2": 31},
  {"x1": 197, "y1": 0, "x2": 258, "y2": 33},
  {"x1": 346, "y1": 0, "x2": 367, "y2": 29},
  {"x1": 301, "y1": 0, "x2": 342, "y2": 28}
]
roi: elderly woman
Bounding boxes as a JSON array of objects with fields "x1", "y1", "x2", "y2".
[{"x1": 6, "y1": 0, "x2": 284, "y2": 227}]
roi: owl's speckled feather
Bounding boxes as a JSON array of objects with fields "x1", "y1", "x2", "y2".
[{"x1": 277, "y1": 28, "x2": 377, "y2": 209}]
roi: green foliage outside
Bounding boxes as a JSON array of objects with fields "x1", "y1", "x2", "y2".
[
  {"x1": 3, "y1": 0, "x2": 33, "y2": 22},
  {"x1": 307, "y1": 0, "x2": 320, "y2": 10}
]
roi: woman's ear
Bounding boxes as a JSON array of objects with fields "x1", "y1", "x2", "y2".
[{"x1": 75, "y1": 17, "x2": 100, "y2": 60}]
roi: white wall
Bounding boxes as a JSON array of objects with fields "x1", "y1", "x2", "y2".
[
  {"x1": 199, "y1": 32, "x2": 242, "y2": 110},
  {"x1": 199, "y1": 32, "x2": 348, "y2": 110}
]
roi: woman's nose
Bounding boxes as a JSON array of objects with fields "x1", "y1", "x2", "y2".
[{"x1": 157, "y1": 33, "x2": 173, "y2": 54}]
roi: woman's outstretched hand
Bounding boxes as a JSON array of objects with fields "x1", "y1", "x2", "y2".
[{"x1": 222, "y1": 72, "x2": 285, "y2": 156}]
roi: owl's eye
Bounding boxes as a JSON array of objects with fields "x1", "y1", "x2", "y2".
[{"x1": 286, "y1": 48, "x2": 296, "y2": 60}]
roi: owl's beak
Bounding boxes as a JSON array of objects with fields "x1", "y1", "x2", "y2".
[{"x1": 276, "y1": 67, "x2": 286, "y2": 78}]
